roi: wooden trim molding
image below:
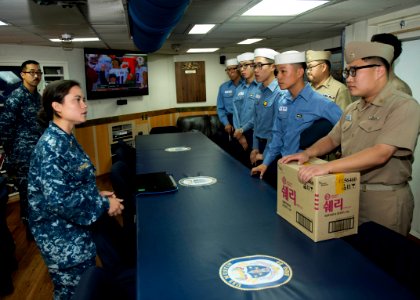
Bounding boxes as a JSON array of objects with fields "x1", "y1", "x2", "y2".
[{"x1": 76, "y1": 106, "x2": 217, "y2": 128}]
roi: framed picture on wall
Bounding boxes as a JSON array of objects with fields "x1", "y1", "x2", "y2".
[{"x1": 0, "y1": 65, "x2": 21, "y2": 106}]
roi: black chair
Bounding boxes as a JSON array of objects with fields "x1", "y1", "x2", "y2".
[
  {"x1": 0, "y1": 176, "x2": 17, "y2": 296},
  {"x1": 177, "y1": 115, "x2": 212, "y2": 136},
  {"x1": 149, "y1": 126, "x2": 180, "y2": 134},
  {"x1": 72, "y1": 266, "x2": 135, "y2": 300},
  {"x1": 109, "y1": 160, "x2": 137, "y2": 267},
  {"x1": 343, "y1": 221, "x2": 420, "y2": 298},
  {"x1": 111, "y1": 140, "x2": 136, "y2": 168}
]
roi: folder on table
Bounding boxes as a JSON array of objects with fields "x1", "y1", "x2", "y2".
[{"x1": 136, "y1": 172, "x2": 178, "y2": 195}]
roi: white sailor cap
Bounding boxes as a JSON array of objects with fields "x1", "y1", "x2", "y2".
[
  {"x1": 254, "y1": 48, "x2": 279, "y2": 60},
  {"x1": 274, "y1": 50, "x2": 306, "y2": 64},
  {"x1": 225, "y1": 58, "x2": 238, "y2": 67},
  {"x1": 237, "y1": 52, "x2": 255, "y2": 62}
]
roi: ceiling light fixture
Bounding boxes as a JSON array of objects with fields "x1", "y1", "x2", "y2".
[
  {"x1": 238, "y1": 38, "x2": 263, "y2": 45},
  {"x1": 49, "y1": 37, "x2": 100, "y2": 42},
  {"x1": 242, "y1": 0, "x2": 329, "y2": 16},
  {"x1": 187, "y1": 48, "x2": 219, "y2": 53},
  {"x1": 50, "y1": 33, "x2": 74, "y2": 51},
  {"x1": 188, "y1": 24, "x2": 216, "y2": 34},
  {"x1": 0, "y1": 20, "x2": 8, "y2": 26}
]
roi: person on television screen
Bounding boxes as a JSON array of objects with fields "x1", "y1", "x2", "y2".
[
  {"x1": 85, "y1": 54, "x2": 99, "y2": 91},
  {"x1": 108, "y1": 73, "x2": 118, "y2": 86},
  {"x1": 108, "y1": 59, "x2": 128, "y2": 86},
  {"x1": 120, "y1": 62, "x2": 135, "y2": 86},
  {"x1": 95, "y1": 55, "x2": 112, "y2": 86},
  {"x1": 135, "y1": 56, "x2": 148, "y2": 88}
]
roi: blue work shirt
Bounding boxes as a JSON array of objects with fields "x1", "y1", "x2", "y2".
[
  {"x1": 28, "y1": 122, "x2": 109, "y2": 270},
  {"x1": 232, "y1": 79, "x2": 260, "y2": 130},
  {"x1": 251, "y1": 79, "x2": 285, "y2": 156},
  {"x1": 263, "y1": 84, "x2": 342, "y2": 165},
  {"x1": 216, "y1": 80, "x2": 240, "y2": 126}
]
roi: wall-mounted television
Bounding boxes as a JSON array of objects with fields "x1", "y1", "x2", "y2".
[{"x1": 83, "y1": 48, "x2": 148, "y2": 100}]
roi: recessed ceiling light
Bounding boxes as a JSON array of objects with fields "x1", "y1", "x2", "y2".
[
  {"x1": 187, "y1": 48, "x2": 219, "y2": 53},
  {"x1": 49, "y1": 37, "x2": 100, "y2": 42},
  {"x1": 0, "y1": 20, "x2": 8, "y2": 26},
  {"x1": 188, "y1": 24, "x2": 216, "y2": 34},
  {"x1": 243, "y1": 0, "x2": 329, "y2": 16},
  {"x1": 238, "y1": 38, "x2": 263, "y2": 45}
]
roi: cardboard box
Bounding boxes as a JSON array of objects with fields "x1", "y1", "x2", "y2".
[{"x1": 277, "y1": 158, "x2": 360, "y2": 242}]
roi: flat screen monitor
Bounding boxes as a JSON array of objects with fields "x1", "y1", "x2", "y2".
[{"x1": 83, "y1": 48, "x2": 148, "y2": 100}]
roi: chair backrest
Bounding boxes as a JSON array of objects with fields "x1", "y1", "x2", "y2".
[
  {"x1": 72, "y1": 267, "x2": 118, "y2": 300},
  {"x1": 110, "y1": 161, "x2": 135, "y2": 199},
  {"x1": 177, "y1": 115, "x2": 212, "y2": 136},
  {"x1": 110, "y1": 160, "x2": 136, "y2": 228},
  {"x1": 111, "y1": 140, "x2": 136, "y2": 167},
  {"x1": 149, "y1": 126, "x2": 180, "y2": 134},
  {"x1": 299, "y1": 118, "x2": 334, "y2": 150}
]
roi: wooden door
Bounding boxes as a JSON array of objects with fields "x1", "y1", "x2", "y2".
[{"x1": 175, "y1": 61, "x2": 206, "y2": 103}]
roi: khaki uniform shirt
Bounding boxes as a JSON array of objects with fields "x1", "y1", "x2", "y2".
[
  {"x1": 310, "y1": 75, "x2": 352, "y2": 111},
  {"x1": 328, "y1": 82, "x2": 420, "y2": 185},
  {"x1": 390, "y1": 72, "x2": 412, "y2": 96}
]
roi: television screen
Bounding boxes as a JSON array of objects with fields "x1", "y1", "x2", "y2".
[{"x1": 83, "y1": 48, "x2": 148, "y2": 100}]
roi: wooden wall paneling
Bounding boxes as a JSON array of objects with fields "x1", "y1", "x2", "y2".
[
  {"x1": 135, "y1": 119, "x2": 150, "y2": 135},
  {"x1": 95, "y1": 124, "x2": 111, "y2": 175},
  {"x1": 149, "y1": 114, "x2": 174, "y2": 129},
  {"x1": 175, "y1": 61, "x2": 206, "y2": 103},
  {"x1": 74, "y1": 126, "x2": 97, "y2": 168}
]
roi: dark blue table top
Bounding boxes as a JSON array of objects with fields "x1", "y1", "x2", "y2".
[{"x1": 136, "y1": 132, "x2": 415, "y2": 300}]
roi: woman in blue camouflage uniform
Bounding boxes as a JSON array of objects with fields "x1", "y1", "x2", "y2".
[{"x1": 27, "y1": 80, "x2": 124, "y2": 299}]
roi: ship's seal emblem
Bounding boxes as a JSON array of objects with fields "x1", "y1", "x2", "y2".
[
  {"x1": 178, "y1": 176, "x2": 217, "y2": 187},
  {"x1": 165, "y1": 146, "x2": 191, "y2": 152},
  {"x1": 219, "y1": 255, "x2": 292, "y2": 290}
]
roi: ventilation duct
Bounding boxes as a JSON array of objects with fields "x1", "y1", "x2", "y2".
[{"x1": 128, "y1": 0, "x2": 190, "y2": 53}]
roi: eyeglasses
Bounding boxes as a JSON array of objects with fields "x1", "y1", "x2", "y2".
[
  {"x1": 252, "y1": 63, "x2": 272, "y2": 70},
  {"x1": 237, "y1": 63, "x2": 253, "y2": 70},
  {"x1": 307, "y1": 62, "x2": 324, "y2": 71},
  {"x1": 225, "y1": 67, "x2": 237, "y2": 72},
  {"x1": 22, "y1": 71, "x2": 43, "y2": 76},
  {"x1": 342, "y1": 64, "x2": 380, "y2": 79}
]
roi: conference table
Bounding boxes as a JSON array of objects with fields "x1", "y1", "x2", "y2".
[{"x1": 135, "y1": 132, "x2": 415, "y2": 300}]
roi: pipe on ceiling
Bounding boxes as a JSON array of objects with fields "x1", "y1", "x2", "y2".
[{"x1": 128, "y1": 0, "x2": 190, "y2": 53}]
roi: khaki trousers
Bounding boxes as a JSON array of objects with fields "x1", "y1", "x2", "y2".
[{"x1": 359, "y1": 185, "x2": 414, "y2": 236}]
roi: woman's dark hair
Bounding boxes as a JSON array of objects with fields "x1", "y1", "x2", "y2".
[{"x1": 38, "y1": 79, "x2": 80, "y2": 128}]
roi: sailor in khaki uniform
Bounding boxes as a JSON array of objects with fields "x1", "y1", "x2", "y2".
[
  {"x1": 371, "y1": 33, "x2": 412, "y2": 96},
  {"x1": 280, "y1": 41, "x2": 420, "y2": 236},
  {"x1": 306, "y1": 50, "x2": 352, "y2": 111}
]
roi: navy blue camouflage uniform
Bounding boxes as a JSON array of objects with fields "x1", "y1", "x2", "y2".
[
  {"x1": 0, "y1": 83, "x2": 43, "y2": 221},
  {"x1": 28, "y1": 122, "x2": 110, "y2": 300}
]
